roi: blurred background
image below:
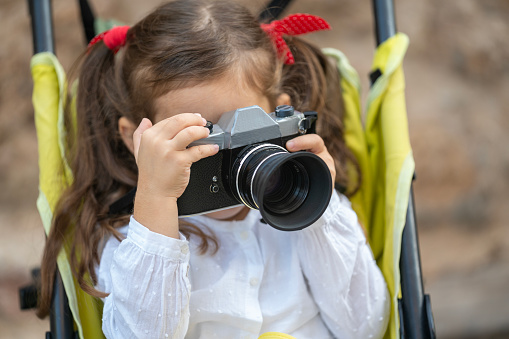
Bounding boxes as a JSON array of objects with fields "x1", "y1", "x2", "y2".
[{"x1": 1, "y1": 0, "x2": 508, "y2": 338}]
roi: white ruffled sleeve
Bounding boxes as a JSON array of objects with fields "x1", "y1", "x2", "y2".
[
  {"x1": 97, "y1": 216, "x2": 191, "y2": 339},
  {"x1": 292, "y1": 190, "x2": 390, "y2": 339}
]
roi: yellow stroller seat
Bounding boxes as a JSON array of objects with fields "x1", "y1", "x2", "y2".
[{"x1": 23, "y1": 0, "x2": 435, "y2": 338}]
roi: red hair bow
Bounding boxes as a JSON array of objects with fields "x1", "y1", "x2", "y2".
[
  {"x1": 88, "y1": 25, "x2": 130, "y2": 53},
  {"x1": 261, "y1": 14, "x2": 331, "y2": 65}
]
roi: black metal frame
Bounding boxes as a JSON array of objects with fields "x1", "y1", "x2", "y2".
[
  {"x1": 26, "y1": 1, "x2": 77, "y2": 338},
  {"x1": 371, "y1": 1, "x2": 436, "y2": 338},
  {"x1": 23, "y1": 0, "x2": 435, "y2": 338},
  {"x1": 77, "y1": 0, "x2": 96, "y2": 44},
  {"x1": 28, "y1": 0, "x2": 55, "y2": 55},
  {"x1": 400, "y1": 185, "x2": 436, "y2": 339}
]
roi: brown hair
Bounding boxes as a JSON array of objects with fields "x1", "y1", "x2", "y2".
[
  {"x1": 282, "y1": 37, "x2": 361, "y2": 194},
  {"x1": 37, "y1": 0, "x2": 360, "y2": 318}
]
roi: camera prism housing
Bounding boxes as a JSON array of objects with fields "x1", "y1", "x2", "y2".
[{"x1": 177, "y1": 105, "x2": 332, "y2": 231}]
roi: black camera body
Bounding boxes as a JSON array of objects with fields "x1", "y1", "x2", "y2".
[{"x1": 177, "y1": 105, "x2": 332, "y2": 231}]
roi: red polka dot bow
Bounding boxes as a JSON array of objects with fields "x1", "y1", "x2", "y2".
[
  {"x1": 88, "y1": 25, "x2": 130, "y2": 53},
  {"x1": 261, "y1": 14, "x2": 331, "y2": 65}
]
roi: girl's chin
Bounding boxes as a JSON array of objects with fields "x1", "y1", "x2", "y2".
[{"x1": 204, "y1": 205, "x2": 250, "y2": 221}]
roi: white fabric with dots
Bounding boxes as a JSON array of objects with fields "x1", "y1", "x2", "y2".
[{"x1": 97, "y1": 190, "x2": 390, "y2": 338}]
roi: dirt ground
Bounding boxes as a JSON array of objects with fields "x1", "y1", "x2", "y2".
[{"x1": 1, "y1": 0, "x2": 508, "y2": 338}]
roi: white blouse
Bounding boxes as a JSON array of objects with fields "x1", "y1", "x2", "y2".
[{"x1": 97, "y1": 190, "x2": 389, "y2": 339}]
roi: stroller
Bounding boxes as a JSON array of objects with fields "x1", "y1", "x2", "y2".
[{"x1": 20, "y1": 0, "x2": 436, "y2": 338}]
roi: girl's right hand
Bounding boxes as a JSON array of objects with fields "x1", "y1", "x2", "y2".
[
  {"x1": 133, "y1": 113, "x2": 219, "y2": 199},
  {"x1": 132, "y1": 113, "x2": 219, "y2": 238}
]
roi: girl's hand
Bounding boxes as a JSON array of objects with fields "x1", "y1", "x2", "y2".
[
  {"x1": 133, "y1": 113, "x2": 219, "y2": 199},
  {"x1": 132, "y1": 113, "x2": 219, "y2": 238},
  {"x1": 286, "y1": 134, "x2": 336, "y2": 188}
]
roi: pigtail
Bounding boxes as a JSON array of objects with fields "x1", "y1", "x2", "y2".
[
  {"x1": 37, "y1": 41, "x2": 137, "y2": 318},
  {"x1": 280, "y1": 36, "x2": 361, "y2": 196}
]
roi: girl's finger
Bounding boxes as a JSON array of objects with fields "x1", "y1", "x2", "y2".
[
  {"x1": 185, "y1": 144, "x2": 220, "y2": 163},
  {"x1": 286, "y1": 134, "x2": 326, "y2": 154},
  {"x1": 133, "y1": 118, "x2": 153, "y2": 161},
  {"x1": 152, "y1": 113, "x2": 207, "y2": 140},
  {"x1": 172, "y1": 125, "x2": 211, "y2": 151}
]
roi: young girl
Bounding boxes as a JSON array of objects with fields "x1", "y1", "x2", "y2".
[{"x1": 38, "y1": 0, "x2": 390, "y2": 338}]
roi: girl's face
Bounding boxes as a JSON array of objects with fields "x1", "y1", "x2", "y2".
[{"x1": 150, "y1": 76, "x2": 288, "y2": 221}]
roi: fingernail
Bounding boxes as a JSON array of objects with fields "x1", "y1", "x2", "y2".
[
  {"x1": 194, "y1": 113, "x2": 202, "y2": 117},
  {"x1": 202, "y1": 118, "x2": 207, "y2": 125},
  {"x1": 287, "y1": 141, "x2": 295, "y2": 149},
  {"x1": 212, "y1": 144, "x2": 219, "y2": 151}
]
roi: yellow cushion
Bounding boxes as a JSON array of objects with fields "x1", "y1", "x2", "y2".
[
  {"x1": 32, "y1": 52, "x2": 105, "y2": 339},
  {"x1": 324, "y1": 32, "x2": 413, "y2": 339}
]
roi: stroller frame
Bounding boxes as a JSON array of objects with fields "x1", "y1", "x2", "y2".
[{"x1": 22, "y1": 0, "x2": 436, "y2": 338}]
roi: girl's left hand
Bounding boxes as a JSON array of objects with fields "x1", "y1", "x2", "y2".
[{"x1": 286, "y1": 134, "x2": 336, "y2": 187}]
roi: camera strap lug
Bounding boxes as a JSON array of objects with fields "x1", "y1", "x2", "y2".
[{"x1": 298, "y1": 111, "x2": 318, "y2": 134}]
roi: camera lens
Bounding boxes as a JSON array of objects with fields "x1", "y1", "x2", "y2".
[
  {"x1": 263, "y1": 161, "x2": 309, "y2": 215},
  {"x1": 231, "y1": 143, "x2": 332, "y2": 231}
]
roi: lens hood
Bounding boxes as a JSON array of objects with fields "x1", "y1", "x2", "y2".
[{"x1": 252, "y1": 151, "x2": 332, "y2": 231}]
